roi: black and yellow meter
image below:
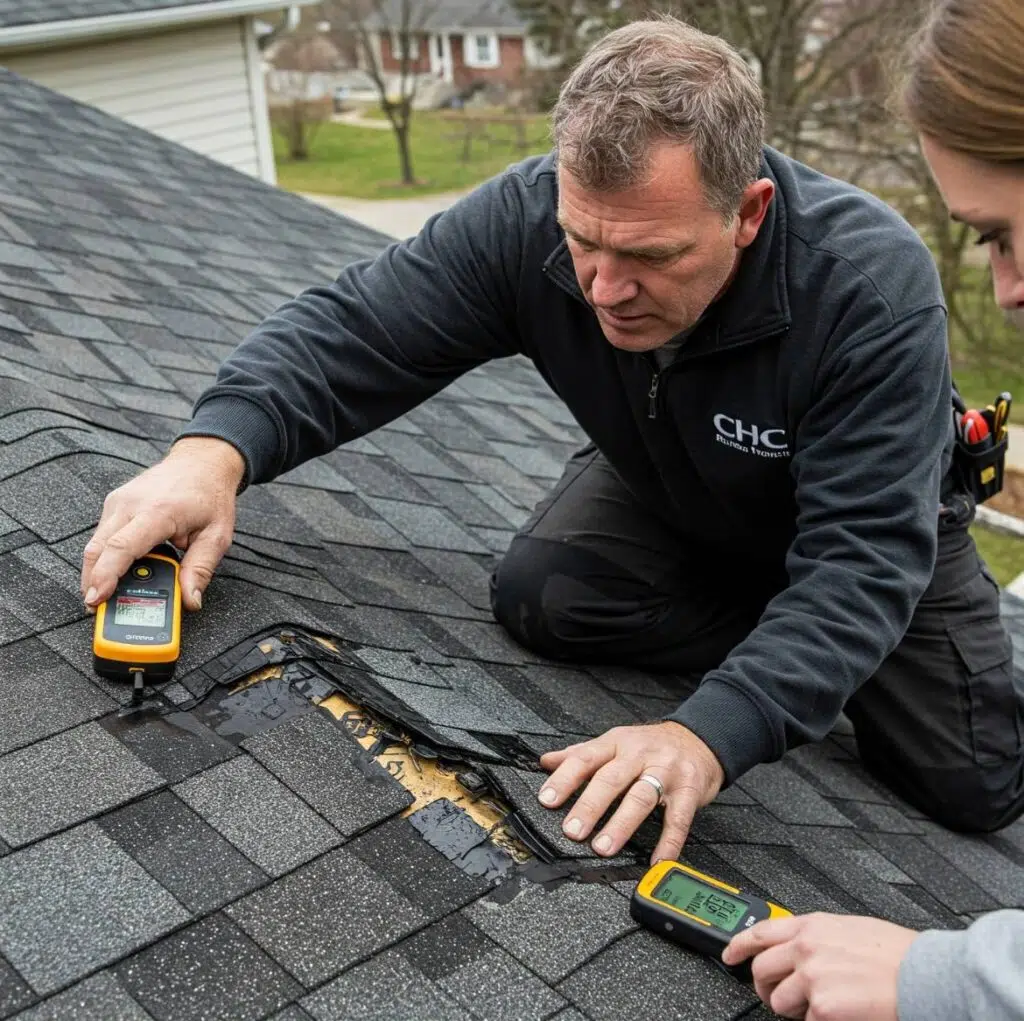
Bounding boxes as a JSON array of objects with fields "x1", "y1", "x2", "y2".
[
  {"x1": 93, "y1": 542, "x2": 182, "y2": 699},
  {"x1": 631, "y1": 860, "x2": 791, "y2": 973}
]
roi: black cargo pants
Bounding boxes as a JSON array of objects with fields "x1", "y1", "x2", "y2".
[{"x1": 491, "y1": 445, "x2": 1024, "y2": 832}]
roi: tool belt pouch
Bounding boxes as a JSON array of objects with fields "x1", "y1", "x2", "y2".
[{"x1": 953, "y1": 432, "x2": 1007, "y2": 504}]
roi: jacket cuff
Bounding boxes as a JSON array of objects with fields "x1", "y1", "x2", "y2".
[
  {"x1": 174, "y1": 395, "x2": 282, "y2": 490},
  {"x1": 897, "y1": 931, "x2": 969, "y2": 1021},
  {"x1": 664, "y1": 680, "x2": 777, "y2": 784}
]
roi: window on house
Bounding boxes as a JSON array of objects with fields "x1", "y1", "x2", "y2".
[{"x1": 465, "y1": 32, "x2": 499, "y2": 68}]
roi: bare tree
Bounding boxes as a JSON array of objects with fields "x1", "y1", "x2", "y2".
[
  {"x1": 322, "y1": 0, "x2": 440, "y2": 185},
  {"x1": 267, "y1": 27, "x2": 340, "y2": 160}
]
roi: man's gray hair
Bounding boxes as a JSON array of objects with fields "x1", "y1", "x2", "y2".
[{"x1": 553, "y1": 17, "x2": 765, "y2": 216}]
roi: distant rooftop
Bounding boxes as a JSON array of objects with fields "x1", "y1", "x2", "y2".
[{"x1": 366, "y1": 0, "x2": 527, "y2": 34}]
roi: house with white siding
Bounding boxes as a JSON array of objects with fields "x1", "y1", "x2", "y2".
[{"x1": 0, "y1": 0, "x2": 313, "y2": 185}]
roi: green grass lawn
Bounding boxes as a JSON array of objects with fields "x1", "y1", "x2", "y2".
[
  {"x1": 273, "y1": 112, "x2": 551, "y2": 199},
  {"x1": 972, "y1": 525, "x2": 1024, "y2": 586}
]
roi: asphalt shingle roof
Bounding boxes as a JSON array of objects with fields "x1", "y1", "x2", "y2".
[
  {"x1": 1, "y1": 68, "x2": 1024, "y2": 1020},
  {"x1": 0, "y1": 0, "x2": 245, "y2": 30}
]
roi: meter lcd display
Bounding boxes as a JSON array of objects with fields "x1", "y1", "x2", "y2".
[
  {"x1": 651, "y1": 870, "x2": 750, "y2": 932},
  {"x1": 113, "y1": 595, "x2": 166, "y2": 628}
]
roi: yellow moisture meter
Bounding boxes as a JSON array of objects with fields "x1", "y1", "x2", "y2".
[
  {"x1": 630, "y1": 860, "x2": 791, "y2": 974},
  {"x1": 93, "y1": 542, "x2": 182, "y2": 698}
]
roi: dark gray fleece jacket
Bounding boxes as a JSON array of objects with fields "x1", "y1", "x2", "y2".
[{"x1": 178, "y1": 147, "x2": 952, "y2": 783}]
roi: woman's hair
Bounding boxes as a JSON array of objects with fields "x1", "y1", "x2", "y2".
[{"x1": 899, "y1": 0, "x2": 1024, "y2": 163}]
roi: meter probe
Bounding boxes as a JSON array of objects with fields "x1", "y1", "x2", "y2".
[
  {"x1": 92, "y1": 542, "x2": 182, "y2": 702},
  {"x1": 631, "y1": 859, "x2": 791, "y2": 976}
]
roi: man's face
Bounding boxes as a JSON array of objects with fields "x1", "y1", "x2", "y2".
[
  {"x1": 921, "y1": 134, "x2": 1024, "y2": 330},
  {"x1": 557, "y1": 141, "x2": 772, "y2": 353}
]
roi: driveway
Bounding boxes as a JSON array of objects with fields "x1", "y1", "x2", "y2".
[{"x1": 301, "y1": 190, "x2": 469, "y2": 239}]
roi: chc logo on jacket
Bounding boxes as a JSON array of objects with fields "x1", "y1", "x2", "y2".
[{"x1": 713, "y1": 413, "x2": 790, "y2": 459}]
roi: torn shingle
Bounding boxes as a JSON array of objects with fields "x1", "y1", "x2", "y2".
[
  {"x1": 226, "y1": 846, "x2": 427, "y2": 988},
  {"x1": 242, "y1": 710, "x2": 414, "y2": 837},
  {"x1": 115, "y1": 914, "x2": 302, "y2": 1021},
  {"x1": 347, "y1": 816, "x2": 494, "y2": 914},
  {"x1": 174, "y1": 756, "x2": 342, "y2": 877},
  {"x1": 98, "y1": 791, "x2": 267, "y2": 914},
  {"x1": 0, "y1": 823, "x2": 188, "y2": 995},
  {"x1": 0, "y1": 721, "x2": 163, "y2": 846}
]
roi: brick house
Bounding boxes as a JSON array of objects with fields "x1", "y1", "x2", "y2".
[{"x1": 367, "y1": 0, "x2": 548, "y2": 93}]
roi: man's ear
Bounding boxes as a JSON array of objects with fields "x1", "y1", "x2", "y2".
[{"x1": 734, "y1": 179, "x2": 775, "y2": 249}]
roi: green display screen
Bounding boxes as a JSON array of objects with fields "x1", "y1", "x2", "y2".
[{"x1": 651, "y1": 871, "x2": 750, "y2": 932}]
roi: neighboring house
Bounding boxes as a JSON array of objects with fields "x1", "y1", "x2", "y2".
[
  {"x1": 0, "y1": 0, "x2": 319, "y2": 184},
  {"x1": 366, "y1": 0, "x2": 552, "y2": 93},
  {"x1": 2, "y1": 62, "x2": 1024, "y2": 1021}
]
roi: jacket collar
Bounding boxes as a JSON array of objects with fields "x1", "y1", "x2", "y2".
[{"x1": 543, "y1": 146, "x2": 792, "y2": 352}]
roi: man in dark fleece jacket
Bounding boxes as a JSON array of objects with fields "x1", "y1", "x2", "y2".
[{"x1": 81, "y1": 18, "x2": 1024, "y2": 864}]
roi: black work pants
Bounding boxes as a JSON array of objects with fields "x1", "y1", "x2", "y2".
[{"x1": 491, "y1": 445, "x2": 1024, "y2": 832}]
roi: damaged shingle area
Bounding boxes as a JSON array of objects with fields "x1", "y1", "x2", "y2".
[{"x1": 1, "y1": 68, "x2": 1024, "y2": 1020}]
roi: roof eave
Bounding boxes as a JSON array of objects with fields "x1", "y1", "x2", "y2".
[{"x1": 0, "y1": 0, "x2": 318, "y2": 51}]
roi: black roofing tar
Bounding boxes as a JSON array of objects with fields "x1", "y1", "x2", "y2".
[
  {"x1": 115, "y1": 913, "x2": 302, "y2": 1021},
  {"x1": 0, "y1": 823, "x2": 188, "y2": 995},
  {"x1": 100, "y1": 706, "x2": 239, "y2": 783},
  {"x1": 98, "y1": 791, "x2": 267, "y2": 915},
  {"x1": 347, "y1": 816, "x2": 494, "y2": 914}
]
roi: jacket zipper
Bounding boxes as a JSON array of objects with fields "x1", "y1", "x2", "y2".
[{"x1": 647, "y1": 370, "x2": 660, "y2": 419}]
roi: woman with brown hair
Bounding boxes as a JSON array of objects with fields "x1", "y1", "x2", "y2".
[{"x1": 723, "y1": 1, "x2": 1024, "y2": 1019}]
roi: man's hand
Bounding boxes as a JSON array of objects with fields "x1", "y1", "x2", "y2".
[
  {"x1": 722, "y1": 912, "x2": 920, "y2": 1021},
  {"x1": 537, "y1": 721, "x2": 724, "y2": 863},
  {"x1": 80, "y1": 437, "x2": 244, "y2": 613}
]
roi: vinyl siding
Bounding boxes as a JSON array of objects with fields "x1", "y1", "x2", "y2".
[{"x1": 3, "y1": 20, "x2": 269, "y2": 180}]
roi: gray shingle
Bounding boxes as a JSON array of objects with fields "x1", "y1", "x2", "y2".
[
  {"x1": 559, "y1": 930, "x2": 758, "y2": 1021},
  {"x1": 8, "y1": 973, "x2": 153, "y2": 1021},
  {"x1": 302, "y1": 952, "x2": 473, "y2": 1021},
  {"x1": 115, "y1": 914, "x2": 302, "y2": 1021},
  {"x1": 0, "y1": 638, "x2": 114, "y2": 755},
  {"x1": 0, "y1": 722, "x2": 163, "y2": 847},
  {"x1": 862, "y1": 834, "x2": 1001, "y2": 914},
  {"x1": 98, "y1": 792, "x2": 267, "y2": 914},
  {"x1": 0, "y1": 955, "x2": 34, "y2": 1019},
  {"x1": 924, "y1": 831, "x2": 1024, "y2": 907},
  {"x1": 736, "y1": 763, "x2": 853, "y2": 827},
  {"x1": 174, "y1": 756, "x2": 342, "y2": 877},
  {"x1": 0, "y1": 824, "x2": 188, "y2": 995},
  {"x1": 226, "y1": 847, "x2": 427, "y2": 988},
  {"x1": 464, "y1": 879, "x2": 637, "y2": 983},
  {"x1": 362, "y1": 498, "x2": 488, "y2": 553},
  {"x1": 242, "y1": 710, "x2": 413, "y2": 836}
]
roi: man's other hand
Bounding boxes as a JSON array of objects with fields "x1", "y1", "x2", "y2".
[
  {"x1": 722, "y1": 912, "x2": 919, "y2": 1021},
  {"x1": 537, "y1": 721, "x2": 724, "y2": 863},
  {"x1": 80, "y1": 437, "x2": 244, "y2": 613}
]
